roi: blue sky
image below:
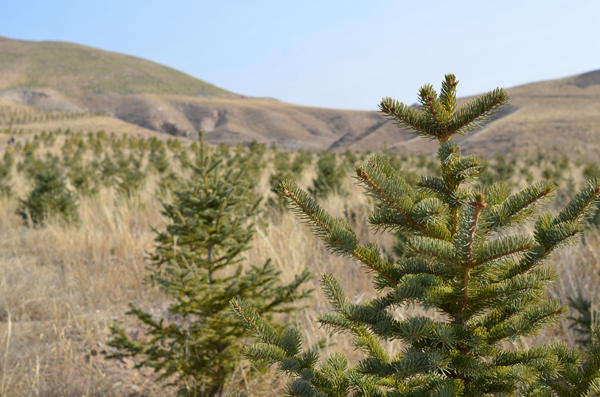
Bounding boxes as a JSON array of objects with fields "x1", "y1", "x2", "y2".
[{"x1": 3, "y1": 1, "x2": 600, "y2": 110}]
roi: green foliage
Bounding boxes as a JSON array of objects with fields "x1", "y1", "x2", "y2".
[
  {"x1": 529, "y1": 327, "x2": 600, "y2": 396},
  {"x1": 108, "y1": 138, "x2": 311, "y2": 396},
  {"x1": 68, "y1": 161, "x2": 99, "y2": 197},
  {"x1": 528, "y1": 272, "x2": 600, "y2": 395},
  {"x1": 0, "y1": 150, "x2": 13, "y2": 197},
  {"x1": 99, "y1": 154, "x2": 119, "y2": 186},
  {"x1": 17, "y1": 158, "x2": 79, "y2": 226},
  {"x1": 234, "y1": 74, "x2": 600, "y2": 395},
  {"x1": 567, "y1": 294, "x2": 598, "y2": 347},
  {"x1": 292, "y1": 150, "x2": 313, "y2": 175},
  {"x1": 589, "y1": 204, "x2": 600, "y2": 228},
  {"x1": 309, "y1": 151, "x2": 346, "y2": 199},
  {"x1": 479, "y1": 154, "x2": 516, "y2": 189},
  {"x1": 342, "y1": 149, "x2": 359, "y2": 168},
  {"x1": 114, "y1": 153, "x2": 147, "y2": 197},
  {"x1": 267, "y1": 150, "x2": 312, "y2": 209},
  {"x1": 231, "y1": 298, "x2": 382, "y2": 397},
  {"x1": 583, "y1": 163, "x2": 600, "y2": 228},
  {"x1": 149, "y1": 143, "x2": 170, "y2": 174},
  {"x1": 583, "y1": 162, "x2": 600, "y2": 180},
  {"x1": 156, "y1": 171, "x2": 181, "y2": 198}
]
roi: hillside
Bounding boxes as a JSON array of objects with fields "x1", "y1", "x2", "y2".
[
  {"x1": 0, "y1": 36, "x2": 234, "y2": 97},
  {"x1": 0, "y1": 36, "x2": 599, "y2": 158}
]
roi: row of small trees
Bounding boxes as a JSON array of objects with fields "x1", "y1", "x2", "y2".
[
  {"x1": 2, "y1": 126, "x2": 598, "y2": 228},
  {"x1": 0, "y1": 106, "x2": 90, "y2": 127},
  {"x1": 0, "y1": 130, "x2": 359, "y2": 227}
]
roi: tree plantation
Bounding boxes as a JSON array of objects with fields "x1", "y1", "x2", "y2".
[{"x1": 0, "y1": 76, "x2": 599, "y2": 396}]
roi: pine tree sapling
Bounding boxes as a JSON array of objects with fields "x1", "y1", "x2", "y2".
[
  {"x1": 108, "y1": 137, "x2": 311, "y2": 396},
  {"x1": 233, "y1": 74, "x2": 600, "y2": 395},
  {"x1": 567, "y1": 294, "x2": 599, "y2": 347},
  {"x1": 268, "y1": 150, "x2": 311, "y2": 210},
  {"x1": 0, "y1": 154, "x2": 13, "y2": 197},
  {"x1": 17, "y1": 159, "x2": 79, "y2": 226},
  {"x1": 68, "y1": 162, "x2": 99, "y2": 197},
  {"x1": 309, "y1": 151, "x2": 347, "y2": 199},
  {"x1": 115, "y1": 153, "x2": 147, "y2": 197}
]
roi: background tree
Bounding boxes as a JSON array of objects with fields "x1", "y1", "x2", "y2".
[
  {"x1": 17, "y1": 158, "x2": 79, "y2": 226},
  {"x1": 0, "y1": 149, "x2": 13, "y2": 197},
  {"x1": 309, "y1": 151, "x2": 347, "y2": 199},
  {"x1": 108, "y1": 135, "x2": 312, "y2": 396},
  {"x1": 115, "y1": 152, "x2": 147, "y2": 197},
  {"x1": 233, "y1": 74, "x2": 600, "y2": 395}
]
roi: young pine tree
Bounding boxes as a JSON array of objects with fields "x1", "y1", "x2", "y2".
[
  {"x1": 17, "y1": 158, "x2": 79, "y2": 226},
  {"x1": 108, "y1": 136, "x2": 311, "y2": 396},
  {"x1": 233, "y1": 74, "x2": 600, "y2": 395},
  {"x1": 115, "y1": 153, "x2": 147, "y2": 197},
  {"x1": 309, "y1": 151, "x2": 347, "y2": 199},
  {"x1": 0, "y1": 151, "x2": 13, "y2": 197}
]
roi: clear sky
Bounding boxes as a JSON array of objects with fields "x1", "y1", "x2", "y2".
[{"x1": 3, "y1": 1, "x2": 600, "y2": 110}]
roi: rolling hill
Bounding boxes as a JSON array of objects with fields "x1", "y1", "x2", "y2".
[{"x1": 1, "y1": 35, "x2": 599, "y2": 159}]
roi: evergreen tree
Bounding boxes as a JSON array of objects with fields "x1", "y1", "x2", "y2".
[
  {"x1": 17, "y1": 158, "x2": 79, "y2": 226},
  {"x1": 292, "y1": 150, "x2": 314, "y2": 175},
  {"x1": 99, "y1": 154, "x2": 119, "y2": 187},
  {"x1": 0, "y1": 150, "x2": 13, "y2": 197},
  {"x1": 309, "y1": 151, "x2": 347, "y2": 199},
  {"x1": 267, "y1": 150, "x2": 311, "y2": 210},
  {"x1": 68, "y1": 160, "x2": 99, "y2": 197},
  {"x1": 156, "y1": 170, "x2": 182, "y2": 198},
  {"x1": 114, "y1": 152, "x2": 147, "y2": 197},
  {"x1": 567, "y1": 294, "x2": 598, "y2": 347},
  {"x1": 233, "y1": 74, "x2": 600, "y2": 395},
  {"x1": 149, "y1": 143, "x2": 170, "y2": 175},
  {"x1": 108, "y1": 137, "x2": 311, "y2": 396}
]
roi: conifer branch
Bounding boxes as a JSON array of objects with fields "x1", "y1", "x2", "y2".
[
  {"x1": 278, "y1": 178, "x2": 358, "y2": 255},
  {"x1": 379, "y1": 98, "x2": 439, "y2": 140},
  {"x1": 419, "y1": 84, "x2": 448, "y2": 127},
  {"x1": 439, "y1": 74, "x2": 458, "y2": 113},
  {"x1": 553, "y1": 178, "x2": 600, "y2": 225},
  {"x1": 482, "y1": 181, "x2": 554, "y2": 233},
  {"x1": 472, "y1": 235, "x2": 533, "y2": 267},
  {"x1": 357, "y1": 161, "x2": 449, "y2": 240},
  {"x1": 279, "y1": 179, "x2": 398, "y2": 283},
  {"x1": 448, "y1": 88, "x2": 508, "y2": 134},
  {"x1": 408, "y1": 237, "x2": 460, "y2": 267}
]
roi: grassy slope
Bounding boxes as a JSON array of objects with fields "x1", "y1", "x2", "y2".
[{"x1": 0, "y1": 36, "x2": 234, "y2": 97}]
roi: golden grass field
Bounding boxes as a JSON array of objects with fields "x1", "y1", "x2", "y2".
[{"x1": 0, "y1": 132, "x2": 598, "y2": 396}]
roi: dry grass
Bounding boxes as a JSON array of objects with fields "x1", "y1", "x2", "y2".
[
  {"x1": 0, "y1": 142, "x2": 598, "y2": 396},
  {"x1": 0, "y1": 186, "x2": 165, "y2": 395}
]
